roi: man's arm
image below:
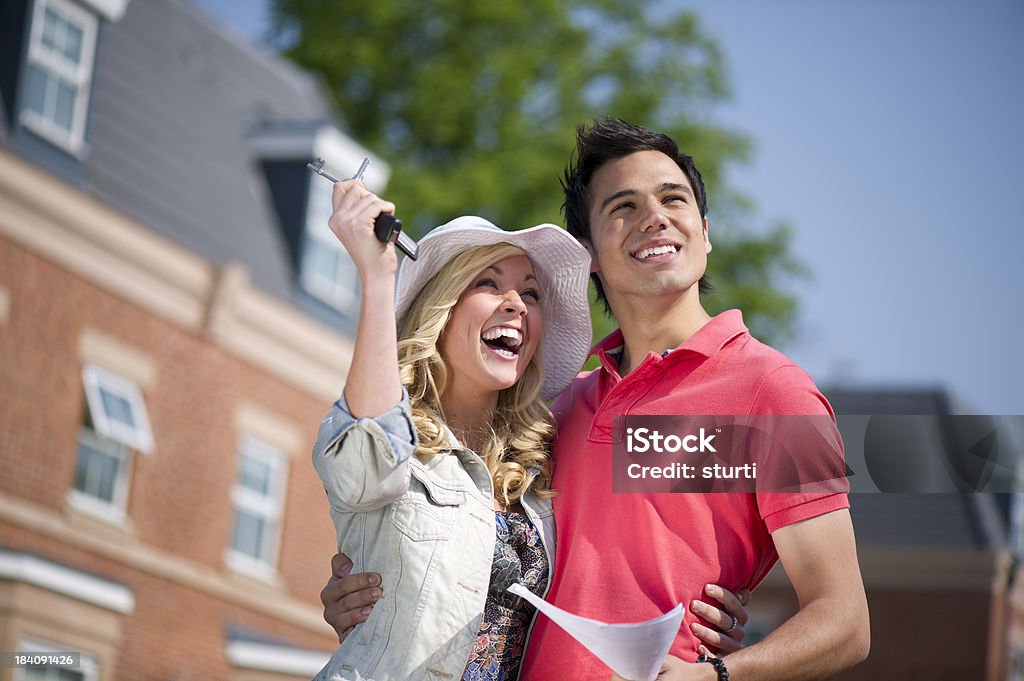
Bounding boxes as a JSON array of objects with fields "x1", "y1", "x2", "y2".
[
  {"x1": 709, "y1": 509, "x2": 869, "y2": 680},
  {"x1": 640, "y1": 509, "x2": 868, "y2": 681},
  {"x1": 321, "y1": 554, "x2": 755, "y2": 653},
  {"x1": 718, "y1": 365, "x2": 868, "y2": 678}
]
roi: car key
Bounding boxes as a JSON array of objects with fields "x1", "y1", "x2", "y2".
[{"x1": 307, "y1": 157, "x2": 418, "y2": 260}]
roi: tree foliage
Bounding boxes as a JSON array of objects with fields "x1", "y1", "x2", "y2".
[{"x1": 271, "y1": 0, "x2": 807, "y2": 347}]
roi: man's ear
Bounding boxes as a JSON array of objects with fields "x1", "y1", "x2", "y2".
[{"x1": 703, "y1": 216, "x2": 712, "y2": 254}]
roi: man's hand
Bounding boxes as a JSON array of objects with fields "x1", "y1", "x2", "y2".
[
  {"x1": 321, "y1": 553, "x2": 383, "y2": 643},
  {"x1": 609, "y1": 582, "x2": 749, "y2": 681},
  {"x1": 611, "y1": 655, "x2": 717, "y2": 681},
  {"x1": 691, "y1": 583, "x2": 751, "y2": 656}
]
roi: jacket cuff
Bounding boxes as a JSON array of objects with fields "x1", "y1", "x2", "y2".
[{"x1": 332, "y1": 388, "x2": 418, "y2": 465}]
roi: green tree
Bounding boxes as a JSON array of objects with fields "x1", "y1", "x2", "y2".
[{"x1": 271, "y1": 0, "x2": 807, "y2": 349}]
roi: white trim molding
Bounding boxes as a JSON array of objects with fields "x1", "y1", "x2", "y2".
[
  {"x1": 247, "y1": 123, "x2": 391, "y2": 193},
  {"x1": 79, "y1": 0, "x2": 131, "y2": 21},
  {"x1": 0, "y1": 550, "x2": 134, "y2": 613},
  {"x1": 234, "y1": 402, "x2": 304, "y2": 459},
  {"x1": 78, "y1": 329, "x2": 157, "y2": 390},
  {"x1": 226, "y1": 640, "x2": 330, "y2": 677}
]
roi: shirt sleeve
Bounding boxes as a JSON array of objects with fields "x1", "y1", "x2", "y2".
[
  {"x1": 750, "y1": 364, "x2": 851, "y2": 532},
  {"x1": 311, "y1": 388, "x2": 419, "y2": 512}
]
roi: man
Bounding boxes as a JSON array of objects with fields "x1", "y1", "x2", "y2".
[{"x1": 325, "y1": 119, "x2": 869, "y2": 680}]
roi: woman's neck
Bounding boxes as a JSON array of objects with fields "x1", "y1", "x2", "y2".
[{"x1": 441, "y1": 388, "x2": 498, "y2": 451}]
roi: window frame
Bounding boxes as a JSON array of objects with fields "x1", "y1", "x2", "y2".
[
  {"x1": 68, "y1": 425, "x2": 132, "y2": 523},
  {"x1": 81, "y1": 363, "x2": 155, "y2": 455},
  {"x1": 300, "y1": 176, "x2": 360, "y2": 314},
  {"x1": 225, "y1": 436, "x2": 288, "y2": 580},
  {"x1": 19, "y1": 0, "x2": 100, "y2": 155},
  {"x1": 14, "y1": 635, "x2": 99, "y2": 681}
]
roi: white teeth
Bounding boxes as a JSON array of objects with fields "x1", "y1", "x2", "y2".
[
  {"x1": 634, "y1": 244, "x2": 678, "y2": 260},
  {"x1": 481, "y1": 327, "x2": 523, "y2": 347}
]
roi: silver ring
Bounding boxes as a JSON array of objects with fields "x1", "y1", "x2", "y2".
[{"x1": 724, "y1": 615, "x2": 738, "y2": 634}]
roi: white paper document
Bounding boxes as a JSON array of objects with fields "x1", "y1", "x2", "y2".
[{"x1": 507, "y1": 583, "x2": 684, "y2": 681}]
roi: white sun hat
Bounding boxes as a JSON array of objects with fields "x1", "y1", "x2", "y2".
[{"x1": 394, "y1": 215, "x2": 592, "y2": 401}]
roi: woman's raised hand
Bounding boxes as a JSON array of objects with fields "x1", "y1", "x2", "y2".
[{"x1": 327, "y1": 179, "x2": 399, "y2": 277}]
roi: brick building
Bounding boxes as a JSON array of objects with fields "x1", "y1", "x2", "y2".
[{"x1": 0, "y1": 0, "x2": 382, "y2": 678}]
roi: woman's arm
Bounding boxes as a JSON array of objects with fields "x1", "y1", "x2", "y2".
[
  {"x1": 326, "y1": 178, "x2": 401, "y2": 417},
  {"x1": 310, "y1": 180, "x2": 416, "y2": 512}
]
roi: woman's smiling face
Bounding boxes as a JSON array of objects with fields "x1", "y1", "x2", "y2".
[{"x1": 440, "y1": 254, "x2": 543, "y2": 401}]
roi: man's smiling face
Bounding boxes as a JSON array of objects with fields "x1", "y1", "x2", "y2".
[{"x1": 586, "y1": 150, "x2": 711, "y2": 312}]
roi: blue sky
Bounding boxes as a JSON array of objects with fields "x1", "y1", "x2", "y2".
[
  {"x1": 686, "y1": 0, "x2": 1024, "y2": 415},
  {"x1": 192, "y1": 0, "x2": 1023, "y2": 414}
]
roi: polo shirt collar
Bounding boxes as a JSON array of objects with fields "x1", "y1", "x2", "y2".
[
  {"x1": 677, "y1": 308, "x2": 748, "y2": 357},
  {"x1": 590, "y1": 328, "x2": 627, "y2": 375},
  {"x1": 589, "y1": 309, "x2": 749, "y2": 372}
]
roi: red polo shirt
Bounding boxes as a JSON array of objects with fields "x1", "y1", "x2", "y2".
[{"x1": 519, "y1": 309, "x2": 849, "y2": 679}]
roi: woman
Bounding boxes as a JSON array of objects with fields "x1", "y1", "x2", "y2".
[{"x1": 311, "y1": 175, "x2": 592, "y2": 681}]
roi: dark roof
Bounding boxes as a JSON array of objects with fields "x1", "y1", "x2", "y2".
[
  {"x1": 849, "y1": 493, "x2": 1002, "y2": 550},
  {"x1": 824, "y1": 386, "x2": 953, "y2": 416},
  {"x1": 83, "y1": 0, "x2": 334, "y2": 301},
  {"x1": 827, "y1": 387, "x2": 1006, "y2": 551}
]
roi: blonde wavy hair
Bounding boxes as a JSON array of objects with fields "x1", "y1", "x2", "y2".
[{"x1": 397, "y1": 243, "x2": 555, "y2": 504}]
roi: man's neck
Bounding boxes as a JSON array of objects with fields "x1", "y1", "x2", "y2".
[{"x1": 610, "y1": 290, "x2": 711, "y2": 375}]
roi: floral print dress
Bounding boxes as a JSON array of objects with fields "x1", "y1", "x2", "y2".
[{"x1": 462, "y1": 510, "x2": 549, "y2": 681}]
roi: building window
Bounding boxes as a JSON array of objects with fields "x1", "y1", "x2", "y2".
[
  {"x1": 20, "y1": 0, "x2": 99, "y2": 154},
  {"x1": 69, "y1": 364, "x2": 154, "y2": 521},
  {"x1": 72, "y1": 425, "x2": 132, "y2": 518},
  {"x1": 14, "y1": 636, "x2": 99, "y2": 681},
  {"x1": 300, "y1": 177, "x2": 360, "y2": 314},
  {"x1": 226, "y1": 436, "x2": 287, "y2": 578},
  {"x1": 81, "y1": 363, "x2": 154, "y2": 454}
]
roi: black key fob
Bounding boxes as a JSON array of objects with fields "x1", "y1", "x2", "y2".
[{"x1": 374, "y1": 214, "x2": 402, "y2": 244}]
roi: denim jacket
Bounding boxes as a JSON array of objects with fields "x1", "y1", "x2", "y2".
[{"x1": 311, "y1": 391, "x2": 555, "y2": 681}]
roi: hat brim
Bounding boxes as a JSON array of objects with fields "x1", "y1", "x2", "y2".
[{"x1": 394, "y1": 216, "x2": 592, "y2": 401}]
